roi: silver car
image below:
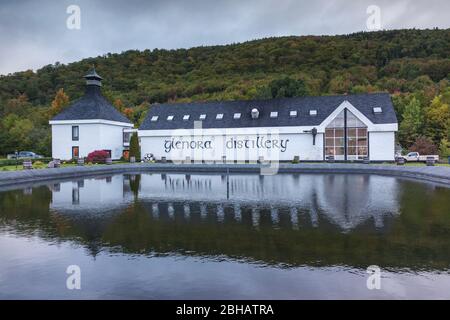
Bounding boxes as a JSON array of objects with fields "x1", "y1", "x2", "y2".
[{"x1": 17, "y1": 151, "x2": 43, "y2": 159}]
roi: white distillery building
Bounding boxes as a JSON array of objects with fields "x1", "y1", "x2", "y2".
[
  {"x1": 139, "y1": 93, "x2": 398, "y2": 162},
  {"x1": 49, "y1": 69, "x2": 133, "y2": 160}
]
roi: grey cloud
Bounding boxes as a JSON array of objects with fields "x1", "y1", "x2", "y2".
[{"x1": 0, "y1": 0, "x2": 449, "y2": 75}]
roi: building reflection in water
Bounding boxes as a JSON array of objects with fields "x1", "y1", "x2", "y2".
[
  {"x1": 3, "y1": 171, "x2": 449, "y2": 270},
  {"x1": 50, "y1": 175, "x2": 133, "y2": 213},
  {"x1": 49, "y1": 172, "x2": 399, "y2": 232}
]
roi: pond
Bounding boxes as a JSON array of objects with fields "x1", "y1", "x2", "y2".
[{"x1": 0, "y1": 172, "x2": 449, "y2": 299}]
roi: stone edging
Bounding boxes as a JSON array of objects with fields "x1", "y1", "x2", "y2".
[{"x1": 0, "y1": 163, "x2": 449, "y2": 188}]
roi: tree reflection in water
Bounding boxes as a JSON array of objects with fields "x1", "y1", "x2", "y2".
[{"x1": 0, "y1": 173, "x2": 449, "y2": 271}]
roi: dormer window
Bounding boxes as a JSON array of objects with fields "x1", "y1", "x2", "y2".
[
  {"x1": 183, "y1": 115, "x2": 190, "y2": 120},
  {"x1": 167, "y1": 115, "x2": 174, "y2": 121},
  {"x1": 290, "y1": 110, "x2": 298, "y2": 118},
  {"x1": 233, "y1": 113, "x2": 241, "y2": 119},
  {"x1": 373, "y1": 107, "x2": 382, "y2": 114},
  {"x1": 309, "y1": 110, "x2": 317, "y2": 116},
  {"x1": 151, "y1": 116, "x2": 159, "y2": 122},
  {"x1": 270, "y1": 111, "x2": 278, "y2": 118},
  {"x1": 199, "y1": 114, "x2": 206, "y2": 120},
  {"x1": 216, "y1": 113, "x2": 224, "y2": 120}
]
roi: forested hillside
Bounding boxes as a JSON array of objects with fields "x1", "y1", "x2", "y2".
[{"x1": 0, "y1": 29, "x2": 449, "y2": 157}]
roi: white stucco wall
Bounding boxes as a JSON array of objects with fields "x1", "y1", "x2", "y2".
[
  {"x1": 369, "y1": 131, "x2": 396, "y2": 161},
  {"x1": 139, "y1": 131, "x2": 324, "y2": 162},
  {"x1": 51, "y1": 121, "x2": 132, "y2": 160},
  {"x1": 140, "y1": 128, "x2": 398, "y2": 162}
]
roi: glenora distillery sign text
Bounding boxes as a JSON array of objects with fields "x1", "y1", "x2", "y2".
[{"x1": 163, "y1": 136, "x2": 290, "y2": 153}]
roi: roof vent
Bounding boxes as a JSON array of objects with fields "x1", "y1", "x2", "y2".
[
  {"x1": 251, "y1": 108, "x2": 259, "y2": 119},
  {"x1": 309, "y1": 110, "x2": 317, "y2": 116},
  {"x1": 84, "y1": 67, "x2": 103, "y2": 87},
  {"x1": 373, "y1": 107, "x2": 382, "y2": 114},
  {"x1": 290, "y1": 110, "x2": 298, "y2": 118}
]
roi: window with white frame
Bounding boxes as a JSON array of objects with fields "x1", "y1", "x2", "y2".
[{"x1": 72, "y1": 126, "x2": 79, "y2": 141}]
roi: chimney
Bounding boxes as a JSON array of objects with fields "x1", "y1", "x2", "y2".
[{"x1": 251, "y1": 107, "x2": 259, "y2": 119}]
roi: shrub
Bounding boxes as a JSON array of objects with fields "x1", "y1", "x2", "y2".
[
  {"x1": 409, "y1": 136, "x2": 438, "y2": 155},
  {"x1": 0, "y1": 157, "x2": 52, "y2": 167},
  {"x1": 86, "y1": 150, "x2": 110, "y2": 164}
]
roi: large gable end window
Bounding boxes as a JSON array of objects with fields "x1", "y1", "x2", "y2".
[
  {"x1": 346, "y1": 111, "x2": 368, "y2": 160},
  {"x1": 72, "y1": 126, "x2": 79, "y2": 141},
  {"x1": 324, "y1": 109, "x2": 367, "y2": 161}
]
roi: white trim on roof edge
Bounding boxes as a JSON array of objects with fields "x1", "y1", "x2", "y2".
[
  {"x1": 49, "y1": 119, "x2": 133, "y2": 127},
  {"x1": 319, "y1": 101, "x2": 369, "y2": 127},
  {"x1": 318, "y1": 100, "x2": 397, "y2": 132}
]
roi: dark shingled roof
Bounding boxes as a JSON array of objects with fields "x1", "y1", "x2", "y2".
[
  {"x1": 140, "y1": 93, "x2": 397, "y2": 130},
  {"x1": 51, "y1": 86, "x2": 131, "y2": 123}
]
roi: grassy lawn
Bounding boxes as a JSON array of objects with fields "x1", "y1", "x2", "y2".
[{"x1": 0, "y1": 161, "x2": 132, "y2": 172}]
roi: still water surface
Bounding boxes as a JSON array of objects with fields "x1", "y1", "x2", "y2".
[{"x1": 0, "y1": 173, "x2": 449, "y2": 299}]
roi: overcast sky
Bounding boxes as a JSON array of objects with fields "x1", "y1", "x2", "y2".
[{"x1": 0, "y1": 0, "x2": 449, "y2": 75}]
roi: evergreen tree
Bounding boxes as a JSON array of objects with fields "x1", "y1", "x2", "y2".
[{"x1": 129, "y1": 132, "x2": 141, "y2": 161}]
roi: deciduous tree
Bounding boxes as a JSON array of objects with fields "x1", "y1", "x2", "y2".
[{"x1": 399, "y1": 97, "x2": 424, "y2": 147}]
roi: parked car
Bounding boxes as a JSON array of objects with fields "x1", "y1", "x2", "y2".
[
  {"x1": 8, "y1": 151, "x2": 44, "y2": 159},
  {"x1": 401, "y1": 152, "x2": 439, "y2": 162}
]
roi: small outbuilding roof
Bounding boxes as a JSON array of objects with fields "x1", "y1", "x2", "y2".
[
  {"x1": 51, "y1": 69, "x2": 131, "y2": 124},
  {"x1": 140, "y1": 93, "x2": 397, "y2": 130}
]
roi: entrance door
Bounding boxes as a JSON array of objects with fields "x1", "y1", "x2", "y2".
[{"x1": 72, "y1": 146, "x2": 79, "y2": 159}]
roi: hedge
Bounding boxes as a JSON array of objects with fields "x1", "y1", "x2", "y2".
[{"x1": 0, "y1": 157, "x2": 53, "y2": 167}]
